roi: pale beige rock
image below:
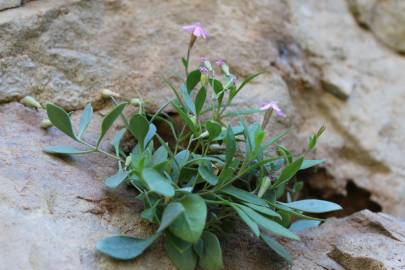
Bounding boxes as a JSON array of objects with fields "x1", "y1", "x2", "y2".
[
  {"x1": 347, "y1": 0, "x2": 405, "y2": 53},
  {"x1": 287, "y1": 0, "x2": 405, "y2": 217},
  {"x1": 288, "y1": 210, "x2": 405, "y2": 270},
  {"x1": 0, "y1": 0, "x2": 20, "y2": 11}
]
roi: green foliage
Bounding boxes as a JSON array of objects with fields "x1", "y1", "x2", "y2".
[{"x1": 43, "y1": 32, "x2": 340, "y2": 270}]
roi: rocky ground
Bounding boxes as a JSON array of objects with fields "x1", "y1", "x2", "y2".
[{"x1": 1, "y1": 0, "x2": 405, "y2": 269}]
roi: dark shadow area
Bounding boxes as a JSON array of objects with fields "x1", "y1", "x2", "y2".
[{"x1": 299, "y1": 168, "x2": 382, "y2": 218}]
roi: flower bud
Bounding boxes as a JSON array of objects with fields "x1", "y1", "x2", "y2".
[
  {"x1": 258, "y1": 176, "x2": 271, "y2": 198},
  {"x1": 100, "y1": 89, "x2": 119, "y2": 98},
  {"x1": 20, "y1": 96, "x2": 42, "y2": 109},
  {"x1": 130, "y1": 98, "x2": 143, "y2": 106},
  {"x1": 40, "y1": 119, "x2": 53, "y2": 129},
  {"x1": 190, "y1": 115, "x2": 197, "y2": 127},
  {"x1": 125, "y1": 156, "x2": 131, "y2": 168},
  {"x1": 200, "y1": 73, "x2": 209, "y2": 87}
]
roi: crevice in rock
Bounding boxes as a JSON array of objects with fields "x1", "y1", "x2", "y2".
[{"x1": 299, "y1": 168, "x2": 382, "y2": 218}]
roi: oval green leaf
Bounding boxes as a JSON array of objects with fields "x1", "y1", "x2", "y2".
[
  {"x1": 78, "y1": 103, "x2": 93, "y2": 138},
  {"x1": 46, "y1": 103, "x2": 77, "y2": 140},
  {"x1": 198, "y1": 231, "x2": 224, "y2": 270},
  {"x1": 44, "y1": 145, "x2": 93, "y2": 155},
  {"x1": 105, "y1": 170, "x2": 129, "y2": 189},
  {"x1": 96, "y1": 234, "x2": 160, "y2": 260},
  {"x1": 97, "y1": 103, "x2": 127, "y2": 147},
  {"x1": 158, "y1": 202, "x2": 185, "y2": 232},
  {"x1": 169, "y1": 194, "x2": 207, "y2": 243},
  {"x1": 143, "y1": 168, "x2": 175, "y2": 197},
  {"x1": 283, "y1": 199, "x2": 342, "y2": 213}
]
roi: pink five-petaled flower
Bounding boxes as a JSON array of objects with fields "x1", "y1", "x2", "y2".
[
  {"x1": 182, "y1": 22, "x2": 208, "y2": 39},
  {"x1": 199, "y1": 66, "x2": 209, "y2": 74},
  {"x1": 260, "y1": 101, "x2": 285, "y2": 117},
  {"x1": 215, "y1": 58, "x2": 225, "y2": 66}
]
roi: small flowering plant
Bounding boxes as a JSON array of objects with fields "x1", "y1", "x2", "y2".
[{"x1": 41, "y1": 23, "x2": 341, "y2": 269}]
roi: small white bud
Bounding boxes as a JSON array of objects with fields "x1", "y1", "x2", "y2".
[
  {"x1": 100, "y1": 89, "x2": 119, "y2": 98},
  {"x1": 130, "y1": 98, "x2": 143, "y2": 105},
  {"x1": 20, "y1": 96, "x2": 42, "y2": 109},
  {"x1": 258, "y1": 176, "x2": 271, "y2": 198},
  {"x1": 40, "y1": 119, "x2": 53, "y2": 129}
]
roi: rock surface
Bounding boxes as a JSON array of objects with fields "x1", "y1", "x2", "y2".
[
  {"x1": 0, "y1": 0, "x2": 21, "y2": 11},
  {"x1": 1, "y1": 102, "x2": 405, "y2": 269},
  {"x1": 347, "y1": 0, "x2": 405, "y2": 53},
  {"x1": 2, "y1": 0, "x2": 405, "y2": 268}
]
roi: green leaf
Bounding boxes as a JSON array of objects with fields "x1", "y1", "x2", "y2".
[
  {"x1": 175, "y1": 150, "x2": 190, "y2": 168},
  {"x1": 283, "y1": 199, "x2": 342, "y2": 213},
  {"x1": 231, "y1": 204, "x2": 260, "y2": 237},
  {"x1": 243, "y1": 203, "x2": 281, "y2": 220},
  {"x1": 213, "y1": 125, "x2": 244, "y2": 141},
  {"x1": 208, "y1": 78, "x2": 223, "y2": 95},
  {"x1": 143, "y1": 168, "x2": 175, "y2": 197},
  {"x1": 141, "y1": 200, "x2": 160, "y2": 223},
  {"x1": 261, "y1": 235, "x2": 292, "y2": 264},
  {"x1": 97, "y1": 103, "x2": 127, "y2": 147},
  {"x1": 206, "y1": 121, "x2": 222, "y2": 141},
  {"x1": 224, "y1": 126, "x2": 236, "y2": 166},
  {"x1": 272, "y1": 203, "x2": 324, "y2": 221},
  {"x1": 232, "y1": 72, "x2": 262, "y2": 98},
  {"x1": 289, "y1": 220, "x2": 321, "y2": 232},
  {"x1": 144, "y1": 123, "x2": 157, "y2": 147},
  {"x1": 169, "y1": 194, "x2": 207, "y2": 243},
  {"x1": 158, "y1": 202, "x2": 185, "y2": 232},
  {"x1": 129, "y1": 114, "x2": 149, "y2": 149},
  {"x1": 172, "y1": 101, "x2": 196, "y2": 133},
  {"x1": 195, "y1": 87, "x2": 207, "y2": 116},
  {"x1": 180, "y1": 84, "x2": 196, "y2": 115},
  {"x1": 46, "y1": 103, "x2": 77, "y2": 140},
  {"x1": 272, "y1": 157, "x2": 304, "y2": 188},
  {"x1": 165, "y1": 236, "x2": 197, "y2": 270},
  {"x1": 111, "y1": 128, "x2": 126, "y2": 156},
  {"x1": 263, "y1": 129, "x2": 289, "y2": 149},
  {"x1": 186, "y1": 69, "x2": 201, "y2": 93},
  {"x1": 105, "y1": 170, "x2": 129, "y2": 189},
  {"x1": 152, "y1": 145, "x2": 169, "y2": 165},
  {"x1": 198, "y1": 232, "x2": 224, "y2": 270},
  {"x1": 96, "y1": 234, "x2": 160, "y2": 260},
  {"x1": 299, "y1": 160, "x2": 324, "y2": 170},
  {"x1": 166, "y1": 232, "x2": 192, "y2": 253},
  {"x1": 238, "y1": 205, "x2": 300, "y2": 240},
  {"x1": 223, "y1": 108, "x2": 262, "y2": 118},
  {"x1": 44, "y1": 145, "x2": 93, "y2": 155},
  {"x1": 198, "y1": 163, "x2": 218, "y2": 185},
  {"x1": 78, "y1": 103, "x2": 93, "y2": 138},
  {"x1": 182, "y1": 57, "x2": 188, "y2": 70},
  {"x1": 221, "y1": 186, "x2": 268, "y2": 207}
]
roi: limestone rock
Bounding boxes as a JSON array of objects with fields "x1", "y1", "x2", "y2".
[
  {"x1": 347, "y1": 0, "x2": 405, "y2": 53},
  {"x1": 287, "y1": 0, "x2": 405, "y2": 217},
  {"x1": 287, "y1": 210, "x2": 405, "y2": 270},
  {"x1": 0, "y1": 0, "x2": 20, "y2": 11}
]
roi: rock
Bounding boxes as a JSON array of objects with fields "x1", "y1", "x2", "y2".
[
  {"x1": 1, "y1": 103, "x2": 405, "y2": 269},
  {"x1": 287, "y1": 0, "x2": 405, "y2": 217},
  {"x1": 347, "y1": 0, "x2": 405, "y2": 53},
  {"x1": 0, "y1": 0, "x2": 290, "y2": 110},
  {"x1": 321, "y1": 65, "x2": 356, "y2": 100},
  {"x1": 0, "y1": 0, "x2": 20, "y2": 11},
  {"x1": 286, "y1": 210, "x2": 405, "y2": 269}
]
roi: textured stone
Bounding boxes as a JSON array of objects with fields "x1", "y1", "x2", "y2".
[
  {"x1": 347, "y1": 0, "x2": 405, "y2": 53},
  {"x1": 287, "y1": 0, "x2": 405, "y2": 217},
  {"x1": 0, "y1": 0, "x2": 20, "y2": 11}
]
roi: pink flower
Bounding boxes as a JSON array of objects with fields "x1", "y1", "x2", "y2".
[
  {"x1": 215, "y1": 58, "x2": 225, "y2": 66},
  {"x1": 182, "y1": 22, "x2": 208, "y2": 39},
  {"x1": 260, "y1": 101, "x2": 285, "y2": 117},
  {"x1": 199, "y1": 66, "x2": 209, "y2": 74}
]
